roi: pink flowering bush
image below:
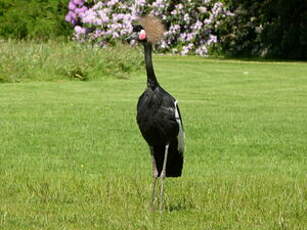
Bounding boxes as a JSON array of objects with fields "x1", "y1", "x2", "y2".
[{"x1": 65, "y1": 0, "x2": 233, "y2": 56}]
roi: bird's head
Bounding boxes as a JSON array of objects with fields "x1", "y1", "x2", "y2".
[
  {"x1": 132, "y1": 24, "x2": 148, "y2": 43},
  {"x1": 131, "y1": 15, "x2": 165, "y2": 45}
]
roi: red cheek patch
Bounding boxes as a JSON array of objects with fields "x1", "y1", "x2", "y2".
[{"x1": 139, "y1": 31, "x2": 147, "y2": 40}]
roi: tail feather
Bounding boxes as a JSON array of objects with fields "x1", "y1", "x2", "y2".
[{"x1": 153, "y1": 139, "x2": 184, "y2": 177}]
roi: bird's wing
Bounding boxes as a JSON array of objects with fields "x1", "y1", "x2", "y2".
[{"x1": 174, "y1": 101, "x2": 185, "y2": 154}]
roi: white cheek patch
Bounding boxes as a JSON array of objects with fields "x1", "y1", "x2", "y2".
[{"x1": 174, "y1": 101, "x2": 185, "y2": 154}]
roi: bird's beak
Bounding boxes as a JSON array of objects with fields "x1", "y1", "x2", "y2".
[
  {"x1": 126, "y1": 34, "x2": 137, "y2": 45},
  {"x1": 126, "y1": 33, "x2": 136, "y2": 42}
]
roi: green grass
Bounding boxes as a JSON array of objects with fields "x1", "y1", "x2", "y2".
[{"x1": 0, "y1": 55, "x2": 306, "y2": 229}]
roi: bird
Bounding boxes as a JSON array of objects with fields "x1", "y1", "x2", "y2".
[{"x1": 132, "y1": 16, "x2": 185, "y2": 210}]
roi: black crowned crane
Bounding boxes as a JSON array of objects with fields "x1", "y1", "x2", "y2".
[{"x1": 132, "y1": 16, "x2": 185, "y2": 210}]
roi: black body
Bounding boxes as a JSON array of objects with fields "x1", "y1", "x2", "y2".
[{"x1": 136, "y1": 42, "x2": 184, "y2": 177}]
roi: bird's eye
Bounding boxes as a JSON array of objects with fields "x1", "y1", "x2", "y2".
[{"x1": 132, "y1": 24, "x2": 143, "y2": 32}]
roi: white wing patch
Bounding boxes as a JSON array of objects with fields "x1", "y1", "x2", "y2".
[{"x1": 174, "y1": 101, "x2": 185, "y2": 154}]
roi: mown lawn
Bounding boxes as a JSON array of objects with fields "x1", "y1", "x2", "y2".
[{"x1": 0, "y1": 56, "x2": 306, "y2": 230}]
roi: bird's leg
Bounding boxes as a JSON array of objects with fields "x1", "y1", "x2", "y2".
[
  {"x1": 160, "y1": 144, "x2": 169, "y2": 211},
  {"x1": 150, "y1": 147, "x2": 158, "y2": 210},
  {"x1": 151, "y1": 176, "x2": 158, "y2": 211}
]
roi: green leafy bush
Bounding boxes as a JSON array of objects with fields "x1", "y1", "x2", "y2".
[
  {"x1": 65, "y1": 0, "x2": 233, "y2": 56},
  {"x1": 0, "y1": 40, "x2": 143, "y2": 83},
  {"x1": 0, "y1": 0, "x2": 72, "y2": 40}
]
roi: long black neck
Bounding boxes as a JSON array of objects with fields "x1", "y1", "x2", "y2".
[{"x1": 143, "y1": 42, "x2": 159, "y2": 89}]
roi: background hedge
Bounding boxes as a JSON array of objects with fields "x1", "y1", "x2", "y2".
[{"x1": 0, "y1": 0, "x2": 306, "y2": 59}]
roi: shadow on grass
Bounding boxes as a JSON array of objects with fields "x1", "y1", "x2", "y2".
[
  {"x1": 211, "y1": 55, "x2": 307, "y2": 63},
  {"x1": 165, "y1": 197, "x2": 195, "y2": 212}
]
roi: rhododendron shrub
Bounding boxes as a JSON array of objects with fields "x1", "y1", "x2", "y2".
[{"x1": 65, "y1": 0, "x2": 233, "y2": 56}]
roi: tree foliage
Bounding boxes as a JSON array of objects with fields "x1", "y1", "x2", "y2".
[{"x1": 219, "y1": 0, "x2": 307, "y2": 59}]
